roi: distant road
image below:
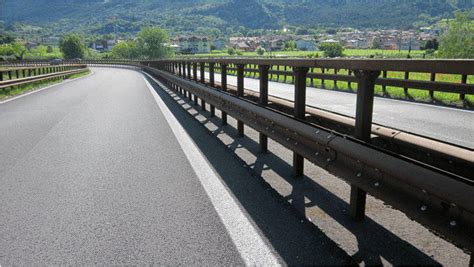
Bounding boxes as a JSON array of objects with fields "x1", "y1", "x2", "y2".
[
  {"x1": 0, "y1": 67, "x2": 353, "y2": 265},
  {"x1": 206, "y1": 73, "x2": 474, "y2": 149}
]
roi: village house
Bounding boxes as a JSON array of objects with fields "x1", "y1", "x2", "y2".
[
  {"x1": 174, "y1": 36, "x2": 211, "y2": 54},
  {"x1": 294, "y1": 35, "x2": 317, "y2": 51},
  {"x1": 229, "y1": 37, "x2": 261, "y2": 52},
  {"x1": 90, "y1": 39, "x2": 117, "y2": 52},
  {"x1": 213, "y1": 38, "x2": 227, "y2": 50}
]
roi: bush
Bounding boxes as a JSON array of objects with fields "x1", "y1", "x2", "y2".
[
  {"x1": 227, "y1": 47, "x2": 236, "y2": 55},
  {"x1": 306, "y1": 52, "x2": 320, "y2": 58},
  {"x1": 319, "y1": 42, "x2": 344, "y2": 58},
  {"x1": 256, "y1": 46, "x2": 265, "y2": 56}
]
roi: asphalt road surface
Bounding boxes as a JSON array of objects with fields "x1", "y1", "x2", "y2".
[
  {"x1": 0, "y1": 68, "x2": 354, "y2": 265},
  {"x1": 207, "y1": 73, "x2": 474, "y2": 149}
]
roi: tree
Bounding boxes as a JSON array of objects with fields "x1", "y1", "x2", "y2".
[
  {"x1": 438, "y1": 11, "x2": 474, "y2": 59},
  {"x1": 60, "y1": 34, "x2": 85, "y2": 59},
  {"x1": 47, "y1": 46, "x2": 54, "y2": 53},
  {"x1": 284, "y1": 40, "x2": 297, "y2": 51},
  {"x1": 0, "y1": 42, "x2": 27, "y2": 59},
  {"x1": 111, "y1": 40, "x2": 139, "y2": 59},
  {"x1": 423, "y1": 39, "x2": 439, "y2": 50},
  {"x1": 256, "y1": 46, "x2": 265, "y2": 56},
  {"x1": 0, "y1": 33, "x2": 15, "y2": 44},
  {"x1": 136, "y1": 27, "x2": 172, "y2": 59},
  {"x1": 319, "y1": 42, "x2": 344, "y2": 58}
]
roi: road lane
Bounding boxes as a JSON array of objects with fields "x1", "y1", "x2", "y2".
[
  {"x1": 0, "y1": 68, "x2": 247, "y2": 265},
  {"x1": 206, "y1": 73, "x2": 474, "y2": 148}
]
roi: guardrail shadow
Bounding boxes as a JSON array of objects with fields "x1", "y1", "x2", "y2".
[{"x1": 144, "y1": 74, "x2": 441, "y2": 266}]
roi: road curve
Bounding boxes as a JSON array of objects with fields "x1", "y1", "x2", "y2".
[
  {"x1": 0, "y1": 67, "x2": 353, "y2": 265},
  {"x1": 207, "y1": 73, "x2": 474, "y2": 149}
]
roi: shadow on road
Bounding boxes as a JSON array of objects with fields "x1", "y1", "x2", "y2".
[{"x1": 144, "y1": 74, "x2": 441, "y2": 266}]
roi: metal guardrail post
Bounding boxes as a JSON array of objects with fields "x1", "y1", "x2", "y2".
[
  {"x1": 259, "y1": 65, "x2": 270, "y2": 153},
  {"x1": 430, "y1": 73, "x2": 436, "y2": 100},
  {"x1": 194, "y1": 62, "x2": 205, "y2": 106},
  {"x1": 293, "y1": 67, "x2": 309, "y2": 177},
  {"x1": 321, "y1": 68, "x2": 325, "y2": 88},
  {"x1": 351, "y1": 69, "x2": 381, "y2": 220},
  {"x1": 209, "y1": 63, "x2": 215, "y2": 116},
  {"x1": 193, "y1": 63, "x2": 198, "y2": 81},
  {"x1": 0, "y1": 71, "x2": 3, "y2": 81},
  {"x1": 461, "y1": 74, "x2": 467, "y2": 102},
  {"x1": 404, "y1": 71, "x2": 410, "y2": 98},
  {"x1": 182, "y1": 62, "x2": 186, "y2": 79},
  {"x1": 382, "y1": 70, "x2": 387, "y2": 95},
  {"x1": 220, "y1": 63, "x2": 228, "y2": 125},
  {"x1": 178, "y1": 62, "x2": 183, "y2": 94},
  {"x1": 237, "y1": 64, "x2": 245, "y2": 137},
  {"x1": 187, "y1": 62, "x2": 191, "y2": 80}
]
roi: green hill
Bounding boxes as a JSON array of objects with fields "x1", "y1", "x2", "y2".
[{"x1": 1, "y1": 0, "x2": 471, "y2": 35}]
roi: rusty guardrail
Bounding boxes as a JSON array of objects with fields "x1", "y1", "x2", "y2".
[
  {"x1": 134, "y1": 59, "x2": 473, "y2": 257},
  {"x1": 0, "y1": 65, "x2": 89, "y2": 90},
  {"x1": 144, "y1": 64, "x2": 474, "y2": 252}
]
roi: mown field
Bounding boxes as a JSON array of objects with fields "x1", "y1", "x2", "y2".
[{"x1": 179, "y1": 49, "x2": 428, "y2": 59}]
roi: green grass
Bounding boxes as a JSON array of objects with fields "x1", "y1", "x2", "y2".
[
  {"x1": 0, "y1": 69, "x2": 91, "y2": 100},
  {"x1": 177, "y1": 49, "x2": 429, "y2": 59}
]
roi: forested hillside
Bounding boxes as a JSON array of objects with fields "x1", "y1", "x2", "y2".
[{"x1": 1, "y1": 0, "x2": 471, "y2": 35}]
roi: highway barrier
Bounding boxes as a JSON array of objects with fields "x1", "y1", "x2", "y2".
[
  {"x1": 0, "y1": 64, "x2": 89, "y2": 91},
  {"x1": 7, "y1": 59, "x2": 474, "y2": 260}
]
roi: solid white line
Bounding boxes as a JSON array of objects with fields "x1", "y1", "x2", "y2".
[
  {"x1": 142, "y1": 74, "x2": 281, "y2": 266},
  {"x1": 0, "y1": 70, "x2": 94, "y2": 105}
]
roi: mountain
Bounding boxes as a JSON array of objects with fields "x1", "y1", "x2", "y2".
[{"x1": 1, "y1": 0, "x2": 472, "y2": 35}]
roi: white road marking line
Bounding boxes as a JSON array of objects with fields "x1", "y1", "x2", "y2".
[
  {"x1": 143, "y1": 74, "x2": 281, "y2": 266},
  {"x1": 0, "y1": 70, "x2": 94, "y2": 105}
]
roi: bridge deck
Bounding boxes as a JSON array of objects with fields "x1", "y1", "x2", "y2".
[{"x1": 0, "y1": 67, "x2": 469, "y2": 265}]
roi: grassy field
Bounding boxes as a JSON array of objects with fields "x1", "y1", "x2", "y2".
[
  {"x1": 0, "y1": 69, "x2": 91, "y2": 100},
  {"x1": 178, "y1": 49, "x2": 429, "y2": 59}
]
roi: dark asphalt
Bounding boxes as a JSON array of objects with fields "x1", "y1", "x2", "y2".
[
  {"x1": 0, "y1": 68, "x2": 244, "y2": 265},
  {"x1": 0, "y1": 68, "x2": 354, "y2": 265}
]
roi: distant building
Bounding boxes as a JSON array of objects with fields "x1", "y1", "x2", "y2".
[
  {"x1": 42, "y1": 36, "x2": 60, "y2": 46},
  {"x1": 90, "y1": 39, "x2": 117, "y2": 52},
  {"x1": 397, "y1": 38, "x2": 421, "y2": 51},
  {"x1": 213, "y1": 38, "x2": 226, "y2": 50},
  {"x1": 229, "y1": 37, "x2": 261, "y2": 52},
  {"x1": 174, "y1": 36, "x2": 211, "y2": 54},
  {"x1": 295, "y1": 36, "x2": 317, "y2": 51}
]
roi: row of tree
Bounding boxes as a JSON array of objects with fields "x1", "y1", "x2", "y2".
[{"x1": 58, "y1": 27, "x2": 174, "y2": 60}]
